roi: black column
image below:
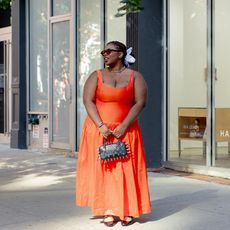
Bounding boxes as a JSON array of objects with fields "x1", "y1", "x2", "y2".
[
  {"x1": 0, "y1": 8, "x2": 11, "y2": 28},
  {"x1": 10, "y1": 0, "x2": 27, "y2": 149},
  {"x1": 127, "y1": 13, "x2": 139, "y2": 71},
  {"x1": 138, "y1": 0, "x2": 163, "y2": 168}
]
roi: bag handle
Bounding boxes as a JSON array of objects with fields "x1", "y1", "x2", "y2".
[{"x1": 102, "y1": 136, "x2": 121, "y2": 145}]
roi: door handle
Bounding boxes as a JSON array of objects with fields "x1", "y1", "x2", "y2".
[{"x1": 204, "y1": 67, "x2": 217, "y2": 81}]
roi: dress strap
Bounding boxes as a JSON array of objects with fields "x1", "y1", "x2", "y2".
[
  {"x1": 96, "y1": 70, "x2": 103, "y2": 84},
  {"x1": 128, "y1": 70, "x2": 135, "y2": 87}
]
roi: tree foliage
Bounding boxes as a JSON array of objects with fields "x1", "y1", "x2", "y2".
[
  {"x1": 0, "y1": 0, "x2": 11, "y2": 10},
  {"x1": 115, "y1": 0, "x2": 143, "y2": 17}
]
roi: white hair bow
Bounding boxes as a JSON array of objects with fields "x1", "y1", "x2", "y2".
[{"x1": 124, "y1": 47, "x2": 135, "y2": 67}]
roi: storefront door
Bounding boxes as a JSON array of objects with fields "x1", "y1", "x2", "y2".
[
  {"x1": 0, "y1": 27, "x2": 11, "y2": 143},
  {"x1": 167, "y1": 0, "x2": 208, "y2": 166},
  {"x1": 49, "y1": 15, "x2": 73, "y2": 149},
  {"x1": 213, "y1": 0, "x2": 230, "y2": 168},
  {"x1": 167, "y1": 0, "x2": 230, "y2": 169}
]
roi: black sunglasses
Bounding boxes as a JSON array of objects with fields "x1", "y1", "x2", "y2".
[{"x1": 100, "y1": 49, "x2": 121, "y2": 55}]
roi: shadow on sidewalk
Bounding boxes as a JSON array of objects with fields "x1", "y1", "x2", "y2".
[
  {"x1": 136, "y1": 189, "x2": 218, "y2": 224},
  {"x1": 0, "y1": 148, "x2": 76, "y2": 192}
]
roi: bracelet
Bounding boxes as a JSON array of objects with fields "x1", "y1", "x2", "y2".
[{"x1": 98, "y1": 121, "x2": 104, "y2": 128}]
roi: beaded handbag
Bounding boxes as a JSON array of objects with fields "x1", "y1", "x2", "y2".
[{"x1": 98, "y1": 138, "x2": 129, "y2": 161}]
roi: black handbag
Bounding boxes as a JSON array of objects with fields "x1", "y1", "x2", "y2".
[{"x1": 98, "y1": 138, "x2": 129, "y2": 161}]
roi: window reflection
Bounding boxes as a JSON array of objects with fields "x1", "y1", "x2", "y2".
[
  {"x1": 29, "y1": 0, "x2": 48, "y2": 112},
  {"x1": 77, "y1": 0, "x2": 127, "y2": 146},
  {"x1": 168, "y1": 0, "x2": 207, "y2": 165},
  {"x1": 214, "y1": 0, "x2": 230, "y2": 168},
  {"x1": 52, "y1": 0, "x2": 71, "y2": 16},
  {"x1": 106, "y1": 0, "x2": 126, "y2": 43},
  {"x1": 79, "y1": 23, "x2": 101, "y2": 88},
  {"x1": 77, "y1": 0, "x2": 102, "y2": 144},
  {"x1": 52, "y1": 22, "x2": 70, "y2": 143}
]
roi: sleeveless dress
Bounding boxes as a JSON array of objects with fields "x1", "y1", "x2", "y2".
[{"x1": 76, "y1": 70, "x2": 151, "y2": 219}]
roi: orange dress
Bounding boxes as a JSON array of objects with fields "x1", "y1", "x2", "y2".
[{"x1": 76, "y1": 70, "x2": 151, "y2": 219}]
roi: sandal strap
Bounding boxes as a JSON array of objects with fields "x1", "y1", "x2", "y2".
[
  {"x1": 121, "y1": 216, "x2": 134, "y2": 226},
  {"x1": 124, "y1": 216, "x2": 133, "y2": 221},
  {"x1": 104, "y1": 215, "x2": 114, "y2": 222}
]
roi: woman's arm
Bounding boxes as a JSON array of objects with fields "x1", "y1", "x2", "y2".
[
  {"x1": 83, "y1": 71, "x2": 111, "y2": 138},
  {"x1": 113, "y1": 71, "x2": 148, "y2": 138}
]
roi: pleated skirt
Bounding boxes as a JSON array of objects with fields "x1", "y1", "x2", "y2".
[{"x1": 76, "y1": 116, "x2": 151, "y2": 219}]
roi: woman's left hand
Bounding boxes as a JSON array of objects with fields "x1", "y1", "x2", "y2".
[{"x1": 112, "y1": 123, "x2": 128, "y2": 139}]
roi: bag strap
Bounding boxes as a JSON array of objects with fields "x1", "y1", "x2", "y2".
[{"x1": 103, "y1": 136, "x2": 121, "y2": 145}]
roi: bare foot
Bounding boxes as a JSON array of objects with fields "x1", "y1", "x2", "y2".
[
  {"x1": 121, "y1": 216, "x2": 134, "y2": 226},
  {"x1": 103, "y1": 215, "x2": 116, "y2": 227}
]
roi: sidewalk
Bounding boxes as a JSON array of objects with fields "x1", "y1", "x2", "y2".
[{"x1": 0, "y1": 143, "x2": 230, "y2": 230}]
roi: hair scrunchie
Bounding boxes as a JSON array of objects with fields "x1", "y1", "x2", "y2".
[{"x1": 124, "y1": 47, "x2": 135, "y2": 67}]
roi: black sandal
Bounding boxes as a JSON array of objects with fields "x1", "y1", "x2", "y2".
[
  {"x1": 121, "y1": 216, "x2": 134, "y2": 226},
  {"x1": 103, "y1": 215, "x2": 116, "y2": 227}
]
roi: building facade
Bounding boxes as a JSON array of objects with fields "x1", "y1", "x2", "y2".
[
  {"x1": 0, "y1": 0, "x2": 163, "y2": 169},
  {"x1": 0, "y1": 8, "x2": 11, "y2": 144},
  {"x1": 1, "y1": 0, "x2": 230, "y2": 177}
]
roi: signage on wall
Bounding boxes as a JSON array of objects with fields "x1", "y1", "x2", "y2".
[
  {"x1": 32, "y1": 125, "x2": 39, "y2": 138},
  {"x1": 218, "y1": 130, "x2": 230, "y2": 137},
  {"x1": 179, "y1": 108, "x2": 230, "y2": 142},
  {"x1": 216, "y1": 108, "x2": 230, "y2": 142},
  {"x1": 43, "y1": 127, "x2": 49, "y2": 148}
]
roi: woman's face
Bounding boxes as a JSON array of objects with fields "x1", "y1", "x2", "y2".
[{"x1": 101, "y1": 43, "x2": 123, "y2": 66}]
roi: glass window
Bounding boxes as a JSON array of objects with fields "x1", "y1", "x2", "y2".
[
  {"x1": 29, "y1": 0, "x2": 48, "y2": 112},
  {"x1": 106, "y1": 0, "x2": 126, "y2": 43},
  {"x1": 77, "y1": 0, "x2": 127, "y2": 146},
  {"x1": 0, "y1": 42, "x2": 4, "y2": 133},
  {"x1": 168, "y1": 0, "x2": 207, "y2": 165},
  {"x1": 52, "y1": 21, "x2": 70, "y2": 144},
  {"x1": 214, "y1": 0, "x2": 230, "y2": 168},
  {"x1": 52, "y1": 0, "x2": 71, "y2": 16},
  {"x1": 77, "y1": 0, "x2": 102, "y2": 144}
]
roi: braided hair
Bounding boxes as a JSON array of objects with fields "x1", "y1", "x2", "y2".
[{"x1": 107, "y1": 41, "x2": 127, "y2": 66}]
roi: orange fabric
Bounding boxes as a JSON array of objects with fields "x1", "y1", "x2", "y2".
[{"x1": 76, "y1": 70, "x2": 151, "y2": 219}]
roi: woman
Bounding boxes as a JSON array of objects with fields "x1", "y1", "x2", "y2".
[{"x1": 76, "y1": 41, "x2": 151, "y2": 227}]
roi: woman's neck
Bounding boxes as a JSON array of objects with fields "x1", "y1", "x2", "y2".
[{"x1": 107, "y1": 64, "x2": 126, "y2": 73}]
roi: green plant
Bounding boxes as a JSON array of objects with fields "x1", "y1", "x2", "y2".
[
  {"x1": 0, "y1": 0, "x2": 11, "y2": 10},
  {"x1": 115, "y1": 0, "x2": 143, "y2": 17}
]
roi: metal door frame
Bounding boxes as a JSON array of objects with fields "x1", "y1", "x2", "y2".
[
  {"x1": 164, "y1": 0, "x2": 215, "y2": 167},
  {"x1": 48, "y1": 4, "x2": 74, "y2": 150},
  {"x1": 0, "y1": 26, "x2": 12, "y2": 142}
]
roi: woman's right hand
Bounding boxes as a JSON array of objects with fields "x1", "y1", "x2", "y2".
[{"x1": 99, "y1": 124, "x2": 112, "y2": 138}]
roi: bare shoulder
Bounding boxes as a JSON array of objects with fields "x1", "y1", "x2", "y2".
[
  {"x1": 100, "y1": 68, "x2": 107, "y2": 75},
  {"x1": 132, "y1": 70, "x2": 147, "y2": 91},
  {"x1": 84, "y1": 71, "x2": 98, "y2": 91},
  {"x1": 132, "y1": 70, "x2": 144, "y2": 79},
  {"x1": 87, "y1": 70, "x2": 98, "y2": 80}
]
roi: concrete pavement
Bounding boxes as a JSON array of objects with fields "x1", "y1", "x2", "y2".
[{"x1": 0, "y1": 143, "x2": 230, "y2": 230}]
